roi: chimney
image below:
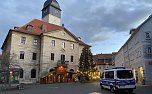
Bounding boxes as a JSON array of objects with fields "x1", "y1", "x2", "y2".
[
  {"x1": 41, "y1": 24, "x2": 46, "y2": 32},
  {"x1": 130, "y1": 28, "x2": 136, "y2": 35},
  {"x1": 14, "y1": 26, "x2": 19, "y2": 30},
  {"x1": 77, "y1": 37, "x2": 81, "y2": 40},
  {"x1": 62, "y1": 24, "x2": 64, "y2": 27}
]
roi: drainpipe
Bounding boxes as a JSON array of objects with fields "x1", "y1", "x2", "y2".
[{"x1": 38, "y1": 35, "x2": 42, "y2": 83}]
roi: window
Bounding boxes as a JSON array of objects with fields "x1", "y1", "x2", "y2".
[
  {"x1": 51, "y1": 40, "x2": 55, "y2": 47},
  {"x1": 70, "y1": 44, "x2": 74, "y2": 49},
  {"x1": 20, "y1": 69, "x2": 24, "y2": 78},
  {"x1": 108, "y1": 71, "x2": 114, "y2": 79},
  {"x1": 33, "y1": 39, "x2": 38, "y2": 45},
  {"x1": 32, "y1": 53, "x2": 37, "y2": 60},
  {"x1": 20, "y1": 51, "x2": 25, "y2": 59},
  {"x1": 147, "y1": 47, "x2": 152, "y2": 54},
  {"x1": 71, "y1": 55, "x2": 74, "y2": 62},
  {"x1": 98, "y1": 59, "x2": 104, "y2": 62},
  {"x1": 145, "y1": 32, "x2": 151, "y2": 39},
  {"x1": 117, "y1": 70, "x2": 133, "y2": 79},
  {"x1": 105, "y1": 72, "x2": 109, "y2": 78},
  {"x1": 51, "y1": 53, "x2": 54, "y2": 60},
  {"x1": 62, "y1": 42, "x2": 65, "y2": 48},
  {"x1": 21, "y1": 37, "x2": 26, "y2": 44},
  {"x1": 31, "y1": 69, "x2": 36, "y2": 78},
  {"x1": 61, "y1": 54, "x2": 65, "y2": 61},
  {"x1": 105, "y1": 71, "x2": 114, "y2": 79},
  {"x1": 26, "y1": 25, "x2": 33, "y2": 32}
]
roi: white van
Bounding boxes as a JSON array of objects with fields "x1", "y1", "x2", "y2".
[{"x1": 100, "y1": 67, "x2": 136, "y2": 93}]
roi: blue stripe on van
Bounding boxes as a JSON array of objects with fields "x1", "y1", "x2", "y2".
[{"x1": 100, "y1": 79, "x2": 135, "y2": 86}]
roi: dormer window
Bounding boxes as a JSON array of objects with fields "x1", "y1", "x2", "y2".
[{"x1": 26, "y1": 25, "x2": 33, "y2": 32}]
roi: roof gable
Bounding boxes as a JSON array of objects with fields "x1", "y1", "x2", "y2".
[
  {"x1": 43, "y1": 28, "x2": 90, "y2": 47},
  {"x1": 43, "y1": 28, "x2": 78, "y2": 42}
]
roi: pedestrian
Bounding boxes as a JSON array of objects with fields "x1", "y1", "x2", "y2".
[{"x1": 78, "y1": 75, "x2": 80, "y2": 82}]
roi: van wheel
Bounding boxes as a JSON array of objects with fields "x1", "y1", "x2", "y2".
[
  {"x1": 101, "y1": 86, "x2": 104, "y2": 89},
  {"x1": 110, "y1": 86, "x2": 115, "y2": 93},
  {"x1": 100, "y1": 84, "x2": 104, "y2": 89}
]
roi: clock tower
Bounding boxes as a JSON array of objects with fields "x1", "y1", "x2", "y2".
[{"x1": 42, "y1": 0, "x2": 61, "y2": 26}]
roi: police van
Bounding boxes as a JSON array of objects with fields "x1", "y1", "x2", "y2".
[{"x1": 100, "y1": 67, "x2": 136, "y2": 93}]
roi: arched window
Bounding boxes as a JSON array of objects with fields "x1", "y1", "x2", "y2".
[
  {"x1": 31, "y1": 69, "x2": 36, "y2": 78},
  {"x1": 49, "y1": 69, "x2": 54, "y2": 73},
  {"x1": 69, "y1": 69, "x2": 74, "y2": 72},
  {"x1": 20, "y1": 69, "x2": 24, "y2": 78}
]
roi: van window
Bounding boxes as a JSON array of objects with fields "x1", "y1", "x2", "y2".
[
  {"x1": 117, "y1": 70, "x2": 133, "y2": 79},
  {"x1": 105, "y1": 71, "x2": 114, "y2": 79}
]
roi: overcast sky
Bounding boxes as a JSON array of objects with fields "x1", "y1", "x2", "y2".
[{"x1": 0, "y1": 0, "x2": 152, "y2": 55}]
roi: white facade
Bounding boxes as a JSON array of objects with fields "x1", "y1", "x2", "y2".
[{"x1": 115, "y1": 15, "x2": 152, "y2": 85}]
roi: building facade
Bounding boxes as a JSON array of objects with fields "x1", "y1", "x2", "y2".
[
  {"x1": 115, "y1": 15, "x2": 152, "y2": 85},
  {"x1": 1, "y1": 0, "x2": 89, "y2": 84},
  {"x1": 93, "y1": 54, "x2": 113, "y2": 73}
]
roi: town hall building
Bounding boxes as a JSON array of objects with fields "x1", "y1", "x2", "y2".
[{"x1": 1, "y1": 0, "x2": 89, "y2": 84}]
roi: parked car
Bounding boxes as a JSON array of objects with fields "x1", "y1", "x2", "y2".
[{"x1": 100, "y1": 67, "x2": 136, "y2": 93}]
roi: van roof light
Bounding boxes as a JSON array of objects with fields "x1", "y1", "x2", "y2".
[
  {"x1": 105, "y1": 67, "x2": 125, "y2": 70},
  {"x1": 112, "y1": 67, "x2": 125, "y2": 69}
]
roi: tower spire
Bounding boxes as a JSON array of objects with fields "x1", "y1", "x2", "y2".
[{"x1": 42, "y1": 0, "x2": 61, "y2": 26}]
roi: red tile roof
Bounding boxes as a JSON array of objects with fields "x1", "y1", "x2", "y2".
[
  {"x1": 1, "y1": 19, "x2": 90, "y2": 50},
  {"x1": 94, "y1": 54, "x2": 112, "y2": 59},
  {"x1": 15, "y1": 19, "x2": 63, "y2": 35}
]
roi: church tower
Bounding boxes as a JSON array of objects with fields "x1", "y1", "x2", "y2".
[{"x1": 42, "y1": 0, "x2": 61, "y2": 26}]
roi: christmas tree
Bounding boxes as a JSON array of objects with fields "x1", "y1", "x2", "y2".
[{"x1": 78, "y1": 47, "x2": 99, "y2": 81}]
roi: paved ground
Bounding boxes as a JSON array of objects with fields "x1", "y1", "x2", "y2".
[{"x1": 0, "y1": 82, "x2": 152, "y2": 94}]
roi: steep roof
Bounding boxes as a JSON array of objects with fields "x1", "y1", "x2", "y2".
[
  {"x1": 1, "y1": 19, "x2": 90, "y2": 49},
  {"x1": 16, "y1": 19, "x2": 63, "y2": 35},
  {"x1": 42, "y1": 0, "x2": 61, "y2": 11}
]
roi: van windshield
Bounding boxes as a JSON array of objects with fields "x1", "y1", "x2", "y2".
[{"x1": 117, "y1": 70, "x2": 133, "y2": 79}]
